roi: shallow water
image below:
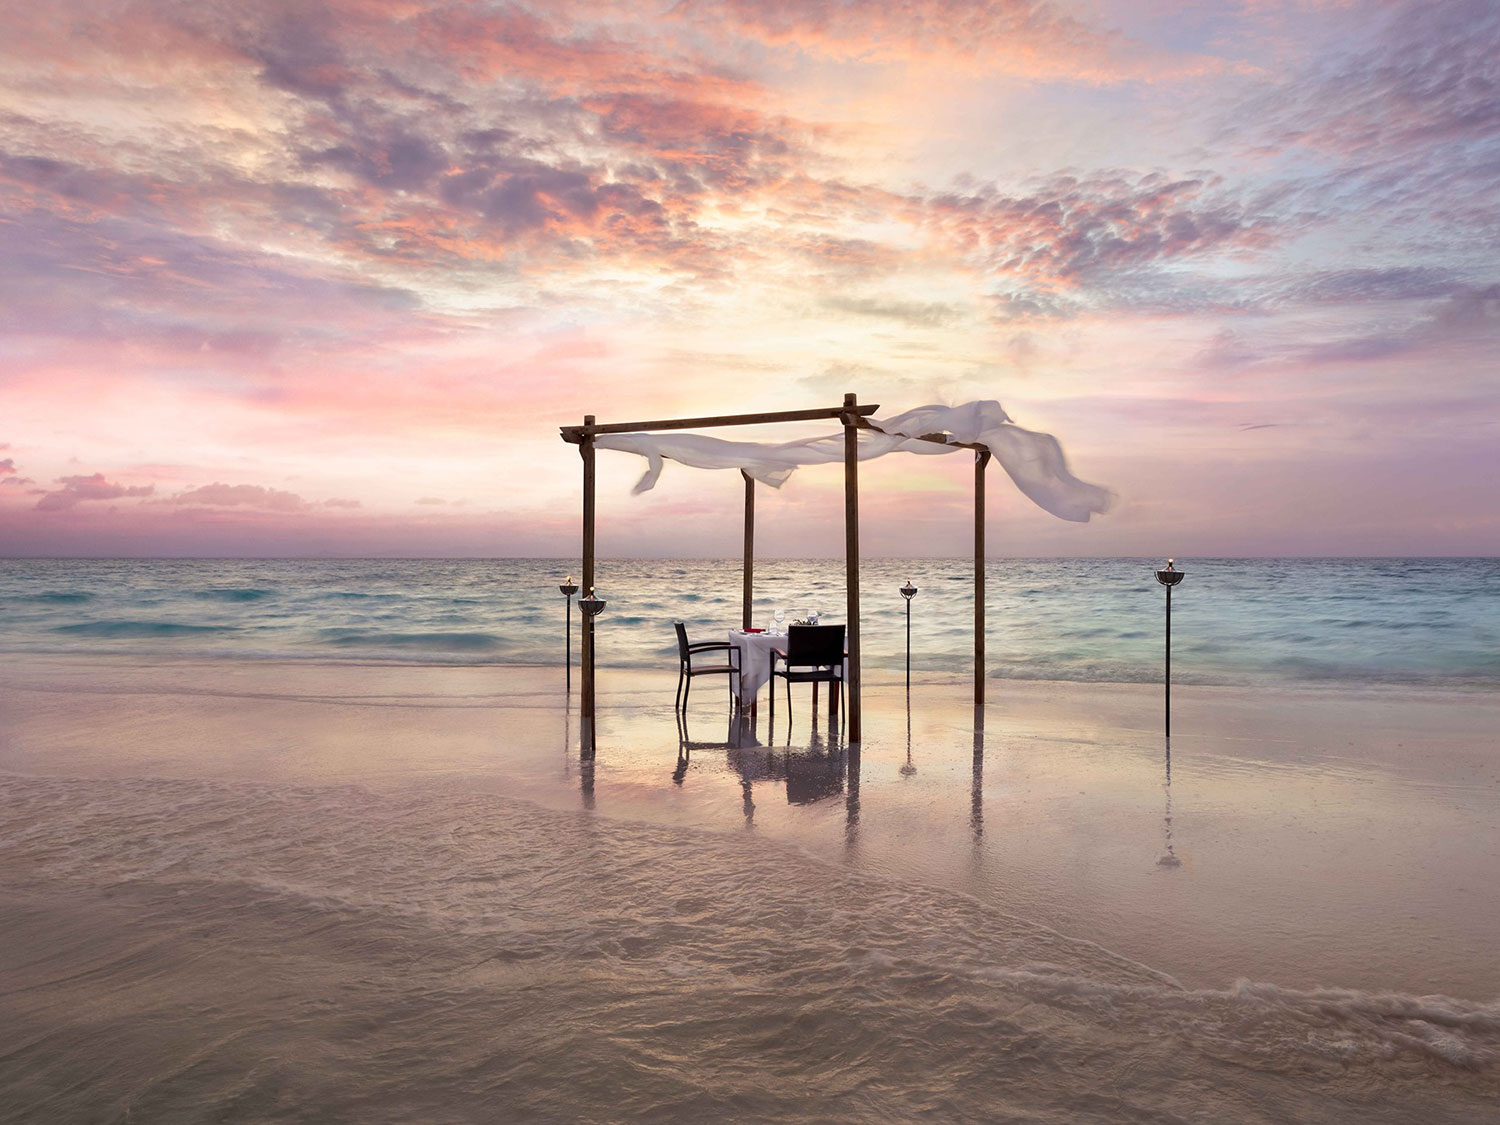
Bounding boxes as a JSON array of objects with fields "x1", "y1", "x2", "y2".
[
  {"x1": 2, "y1": 654, "x2": 1499, "y2": 1121},
  {"x1": 1, "y1": 557, "x2": 1497, "y2": 688},
  {"x1": 5, "y1": 771, "x2": 1499, "y2": 1123}
]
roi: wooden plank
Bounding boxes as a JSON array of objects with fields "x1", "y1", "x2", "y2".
[
  {"x1": 844, "y1": 392, "x2": 862, "y2": 742},
  {"x1": 855, "y1": 415, "x2": 991, "y2": 452},
  {"x1": 975, "y1": 450, "x2": 990, "y2": 706},
  {"x1": 741, "y1": 469, "x2": 755, "y2": 631},
  {"x1": 560, "y1": 404, "x2": 878, "y2": 441}
]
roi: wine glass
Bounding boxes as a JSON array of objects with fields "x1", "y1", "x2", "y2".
[
  {"x1": 774, "y1": 608, "x2": 786, "y2": 635},
  {"x1": 808, "y1": 607, "x2": 819, "y2": 625}
]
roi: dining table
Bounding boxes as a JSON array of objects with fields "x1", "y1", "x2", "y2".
[{"x1": 727, "y1": 628, "x2": 848, "y2": 705}]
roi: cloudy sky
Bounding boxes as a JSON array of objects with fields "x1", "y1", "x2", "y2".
[{"x1": 2, "y1": 0, "x2": 1496, "y2": 557}]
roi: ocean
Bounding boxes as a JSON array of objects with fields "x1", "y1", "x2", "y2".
[
  {"x1": 1, "y1": 556, "x2": 1497, "y2": 689},
  {"x1": 3, "y1": 556, "x2": 1499, "y2": 1121}
]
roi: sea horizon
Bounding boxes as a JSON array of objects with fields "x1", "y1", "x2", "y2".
[{"x1": 3, "y1": 553, "x2": 1497, "y2": 561}]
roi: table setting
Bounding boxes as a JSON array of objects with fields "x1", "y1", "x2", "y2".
[{"x1": 728, "y1": 608, "x2": 846, "y2": 703}]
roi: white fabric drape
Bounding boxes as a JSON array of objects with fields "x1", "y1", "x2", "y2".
[{"x1": 594, "y1": 400, "x2": 1112, "y2": 522}]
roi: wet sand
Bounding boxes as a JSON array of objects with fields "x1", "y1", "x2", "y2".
[{"x1": 2, "y1": 657, "x2": 1498, "y2": 1121}]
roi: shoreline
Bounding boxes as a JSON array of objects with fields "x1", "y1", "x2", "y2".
[{"x1": 3, "y1": 649, "x2": 1499, "y2": 698}]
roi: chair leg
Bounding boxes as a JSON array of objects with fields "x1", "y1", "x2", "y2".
[
  {"x1": 768, "y1": 674, "x2": 774, "y2": 726},
  {"x1": 786, "y1": 677, "x2": 793, "y2": 732},
  {"x1": 676, "y1": 666, "x2": 685, "y2": 711},
  {"x1": 683, "y1": 672, "x2": 691, "y2": 711}
]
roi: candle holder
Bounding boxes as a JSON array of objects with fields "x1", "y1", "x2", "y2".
[
  {"x1": 899, "y1": 580, "x2": 918, "y2": 693},
  {"x1": 579, "y1": 588, "x2": 606, "y2": 617},
  {"x1": 1154, "y1": 559, "x2": 1185, "y2": 739},
  {"x1": 560, "y1": 577, "x2": 579, "y2": 692}
]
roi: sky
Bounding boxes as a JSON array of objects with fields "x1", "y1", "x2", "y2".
[{"x1": 1, "y1": 0, "x2": 1497, "y2": 558}]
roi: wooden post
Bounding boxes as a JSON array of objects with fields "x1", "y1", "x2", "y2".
[
  {"x1": 741, "y1": 469, "x2": 754, "y2": 631},
  {"x1": 580, "y1": 415, "x2": 596, "y2": 757},
  {"x1": 843, "y1": 393, "x2": 862, "y2": 742},
  {"x1": 975, "y1": 450, "x2": 989, "y2": 706}
]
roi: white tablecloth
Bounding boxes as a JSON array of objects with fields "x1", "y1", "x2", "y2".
[
  {"x1": 728, "y1": 631, "x2": 787, "y2": 700},
  {"x1": 728, "y1": 630, "x2": 848, "y2": 702}
]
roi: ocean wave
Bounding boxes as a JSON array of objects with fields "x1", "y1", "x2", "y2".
[
  {"x1": 53, "y1": 620, "x2": 239, "y2": 638},
  {"x1": 191, "y1": 587, "x2": 275, "y2": 602},
  {"x1": 316, "y1": 629, "x2": 512, "y2": 652}
]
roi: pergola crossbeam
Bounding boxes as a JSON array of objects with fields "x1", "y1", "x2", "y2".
[{"x1": 561, "y1": 404, "x2": 878, "y2": 442}]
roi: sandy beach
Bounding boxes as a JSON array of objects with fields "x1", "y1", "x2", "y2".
[{"x1": 3, "y1": 656, "x2": 1498, "y2": 1122}]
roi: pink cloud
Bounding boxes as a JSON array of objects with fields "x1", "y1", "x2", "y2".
[
  {"x1": 34, "y1": 473, "x2": 155, "y2": 511},
  {"x1": 173, "y1": 483, "x2": 311, "y2": 512}
]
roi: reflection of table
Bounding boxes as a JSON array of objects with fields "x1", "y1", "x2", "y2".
[{"x1": 727, "y1": 630, "x2": 848, "y2": 703}]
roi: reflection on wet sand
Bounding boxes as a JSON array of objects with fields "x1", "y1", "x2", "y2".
[
  {"x1": 900, "y1": 690, "x2": 917, "y2": 777},
  {"x1": 1159, "y1": 738, "x2": 1181, "y2": 868},
  {"x1": 674, "y1": 706, "x2": 858, "y2": 833},
  {"x1": 971, "y1": 704, "x2": 985, "y2": 849}
]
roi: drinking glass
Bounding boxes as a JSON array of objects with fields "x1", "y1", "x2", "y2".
[{"x1": 774, "y1": 609, "x2": 786, "y2": 635}]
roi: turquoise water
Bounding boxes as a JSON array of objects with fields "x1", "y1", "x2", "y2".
[{"x1": 0, "y1": 557, "x2": 1496, "y2": 688}]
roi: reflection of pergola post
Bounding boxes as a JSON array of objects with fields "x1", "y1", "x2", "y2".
[{"x1": 843, "y1": 393, "x2": 862, "y2": 742}]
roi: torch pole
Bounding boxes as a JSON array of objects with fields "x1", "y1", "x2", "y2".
[
  {"x1": 560, "y1": 581, "x2": 579, "y2": 694},
  {"x1": 905, "y1": 596, "x2": 912, "y2": 693},
  {"x1": 1155, "y1": 559, "x2": 1183, "y2": 742}
]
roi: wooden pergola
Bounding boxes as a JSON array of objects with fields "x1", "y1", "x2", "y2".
[{"x1": 560, "y1": 392, "x2": 993, "y2": 752}]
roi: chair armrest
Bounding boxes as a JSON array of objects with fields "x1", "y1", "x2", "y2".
[{"x1": 684, "y1": 641, "x2": 739, "y2": 671}]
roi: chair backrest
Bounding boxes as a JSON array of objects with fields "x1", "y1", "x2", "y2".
[
  {"x1": 673, "y1": 620, "x2": 690, "y2": 661},
  {"x1": 786, "y1": 624, "x2": 844, "y2": 667}
]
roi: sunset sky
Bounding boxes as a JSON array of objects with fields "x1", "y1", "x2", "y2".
[{"x1": 2, "y1": 0, "x2": 1496, "y2": 557}]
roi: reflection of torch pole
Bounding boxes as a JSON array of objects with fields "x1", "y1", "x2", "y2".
[
  {"x1": 1155, "y1": 559, "x2": 1184, "y2": 739},
  {"x1": 559, "y1": 576, "x2": 578, "y2": 693},
  {"x1": 899, "y1": 579, "x2": 918, "y2": 694},
  {"x1": 1159, "y1": 740, "x2": 1180, "y2": 867}
]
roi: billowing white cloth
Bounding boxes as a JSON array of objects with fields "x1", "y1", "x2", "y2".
[{"x1": 595, "y1": 400, "x2": 1112, "y2": 522}]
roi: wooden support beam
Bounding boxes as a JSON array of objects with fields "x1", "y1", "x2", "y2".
[
  {"x1": 741, "y1": 469, "x2": 755, "y2": 631},
  {"x1": 580, "y1": 415, "x2": 597, "y2": 757},
  {"x1": 843, "y1": 393, "x2": 862, "y2": 742},
  {"x1": 975, "y1": 449, "x2": 990, "y2": 706},
  {"x1": 855, "y1": 416, "x2": 990, "y2": 453},
  {"x1": 561, "y1": 403, "x2": 878, "y2": 442}
]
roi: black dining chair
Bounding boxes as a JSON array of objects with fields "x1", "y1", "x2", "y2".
[
  {"x1": 768, "y1": 624, "x2": 845, "y2": 730},
  {"x1": 674, "y1": 621, "x2": 741, "y2": 712}
]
